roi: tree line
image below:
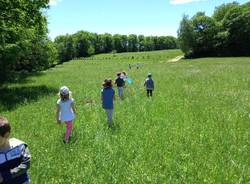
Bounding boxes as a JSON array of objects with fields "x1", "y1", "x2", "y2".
[
  {"x1": 54, "y1": 32, "x2": 178, "y2": 63},
  {"x1": 2, "y1": 1, "x2": 248, "y2": 82},
  {"x1": 0, "y1": 0, "x2": 177, "y2": 82},
  {"x1": 178, "y1": 1, "x2": 250, "y2": 58}
]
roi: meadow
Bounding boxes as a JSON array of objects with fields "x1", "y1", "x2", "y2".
[{"x1": 0, "y1": 49, "x2": 249, "y2": 183}]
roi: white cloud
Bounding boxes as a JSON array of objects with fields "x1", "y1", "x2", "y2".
[
  {"x1": 170, "y1": 0, "x2": 205, "y2": 5},
  {"x1": 49, "y1": 0, "x2": 62, "y2": 6}
]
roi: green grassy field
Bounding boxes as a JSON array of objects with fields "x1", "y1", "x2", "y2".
[{"x1": 0, "y1": 49, "x2": 249, "y2": 183}]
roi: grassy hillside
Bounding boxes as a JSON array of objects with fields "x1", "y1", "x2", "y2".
[{"x1": 0, "y1": 50, "x2": 249, "y2": 183}]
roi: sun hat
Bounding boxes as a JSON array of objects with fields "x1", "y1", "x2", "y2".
[{"x1": 59, "y1": 86, "x2": 70, "y2": 95}]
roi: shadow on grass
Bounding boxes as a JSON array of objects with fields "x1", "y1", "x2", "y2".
[
  {"x1": 0, "y1": 85, "x2": 58, "y2": 111},
  {"x1": 109, "y1": 122, "x2": 121, "y2": 133},
  {"x1": 0, "y1": 71, "x2": 46, "y2": 86}
]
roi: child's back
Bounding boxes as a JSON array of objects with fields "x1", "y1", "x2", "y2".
[
  {"x1": 145, "y1": 77, "x2": 154, "y2": 90},
  {"x1": 144, "y1": 73, "x2": 154, "y2": 97},
  {"x1": 101, "y1": 79, "x2": 115, "y2": 126},
  {"x1": 102, "y1": 87, "x2": 115, "y2": 109},
  {"x1": 57, "y1": 98, "x2": 75, "y2": 122},
  {"x1": 56, "y1": 86, "x2": 76, "y2": 144}
]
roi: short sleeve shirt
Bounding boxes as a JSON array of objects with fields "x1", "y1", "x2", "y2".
[
  {"x1": 101, "y1": 88, "x2": 115, "y2": 109},
  {"x1": 115, "y1": 77, "x2": 125, "y2": 87},
  {"x1": 57, "y1": 98, "x2": 75, "y2": 122}
]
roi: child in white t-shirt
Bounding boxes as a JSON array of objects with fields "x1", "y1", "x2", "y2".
[{"x1": 56, "y1": 86, "x2": 76, "y2": 144}]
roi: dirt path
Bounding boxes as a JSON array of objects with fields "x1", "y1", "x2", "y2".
[{"x1": 168, "y1": 55, "x2": 184, "y2": 63}]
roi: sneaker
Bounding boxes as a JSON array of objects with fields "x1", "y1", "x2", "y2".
[{"x1": 63, "y1": 140, "x2": 69, "y2": 144}]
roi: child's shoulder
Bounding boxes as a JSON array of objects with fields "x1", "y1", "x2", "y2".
[
  {"x1": 9, "y1": 138, "x2": 26, "y2": 147},
  {"x1": 103, "y1": 87, "x2": 114, "y2": 92}
]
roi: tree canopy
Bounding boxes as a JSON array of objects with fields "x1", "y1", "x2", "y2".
[
  {"x1": 178, "y1": 1, "x2": 250, "y2": 58},
  {"x1": 0, "y1": 0, "x2": 57, "y2": 82}
]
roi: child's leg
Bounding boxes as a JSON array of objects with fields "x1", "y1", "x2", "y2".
[
  {"x1": 147, "y1": 89, "x2": 150, "y2": 97},
  {"x1": 150, "y1": 90, "x2": 153, "y2": 97},
  {"x1": 117, "y1": 87, "x2": 120, "y2": 97},
  {"x1": 118, "y1": 87, "x2": 123, "y2": 98},
  {"x1": 65, "y1": 121, "x2": 73, "y2": 142},
  {"x1": 105, "y1": 109, "x2": 113, "y2": 125},
  {"x1": 121, "y1": 87, "x2": 124, "y2": 98}
]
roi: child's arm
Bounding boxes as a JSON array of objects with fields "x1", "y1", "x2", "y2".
[
  {"x1": 71, "y1": 102, "x2": 76, "y2": 115},
  {"x1": 113, "y1": 90, "x2": 116, "y2": 101},
  {"x1": 9, "y1": 146, "x2": 31, "y2": 180},
  {"x1": 0, "y1": 174, "x2": 3, "y2": 183},
  {"x1": 56, "y1": 104, "x2": 60, "y2": 123},
  {"x1": 101, "y1": 90, "x2": 104, "y2": 102}
]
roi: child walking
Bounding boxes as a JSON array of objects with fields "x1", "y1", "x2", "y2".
[
  {"x1": 56, "y1": 86, "x2": 76, "y2": 144},
  {"x1": 144, "y1": 73, "x2": 154, "y2": 97},
  {"x1": 120, "y1": 71, "x2": 127, "y2": 82},
  {"x1": 0, "y1": 116, "x2": 31, "y2": 184},
  {"x1": 101, "y1": 79, "x2": 115, "y2": 127},
  {"x1": 115, "y1": 72, "x2": 125, "y2": 99}
]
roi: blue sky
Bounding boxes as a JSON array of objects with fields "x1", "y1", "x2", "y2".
[{"x1": 47, "y1": 0, "x2": 248, "y2": 39}]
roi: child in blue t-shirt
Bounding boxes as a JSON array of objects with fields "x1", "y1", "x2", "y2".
[
  {"x1": 0, "y1": 116, "x2": 31, "y2": 184},
  {"x1": 101, "y1": 79, "x2": 115, "y2": 127}
]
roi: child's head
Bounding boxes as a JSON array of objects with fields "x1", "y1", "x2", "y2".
[
  {"x1": 148, "y1": 73, "x2": 152, "y2": 78},
  {"x1": 59, "y1": 86, "x2": 71, "y2": 101},
  {"x1": 122, "y1": 71, "x2": 127, "y2": 76},
  {"x1": 103, "y1": 78, "x2": 113, "y2": 88},
  {"x1": 117, "y1": 72, "x2": 121, "y2": 77},
  {"x1": 0, "y1": 116, "x2": 11, "y2": 147}
]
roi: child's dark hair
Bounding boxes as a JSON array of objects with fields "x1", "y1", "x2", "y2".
[
  {"x1": 103, "y1": 78, "x2": 113, "y2": 88},
  {"x1": 0, "y1": 116, "x2": 11, "y2": 137},
  {"x1": 117, "y1": 72, "x2": 121, "y2": 77}
]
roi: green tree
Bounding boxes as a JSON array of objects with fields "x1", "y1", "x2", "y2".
[
  {"x1": 0, "y1": 0, "x2": 57, "y2": 81},
  {"x1": 128, "y1": 34, "x2": 138, "y2": 52},
  {"x1": 138, "y1": 35, "x2": 145, "y2": 51},
  {"x1": 177, "y1": 15, "x2": 195, "y2": 56},
  {"x1": 191, "y1": 12, "x2": 218, "y2": 56},
  {"x1": 223, "y1": 4, "x2": 250, "y2": 56},
  {"x1": 112, "y1": 34, "x2": 123, "y2": 53},
  {"x1": 178, "y1": 2, "x2": 250, "y2": 57},
  {"x1": 213, "y1": 2, "x2": 239, "y2": 22}
]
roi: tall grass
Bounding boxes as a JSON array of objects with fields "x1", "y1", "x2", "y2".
[{"x1": 0, "y1": 50, "x2": 249, "y2": 183}]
